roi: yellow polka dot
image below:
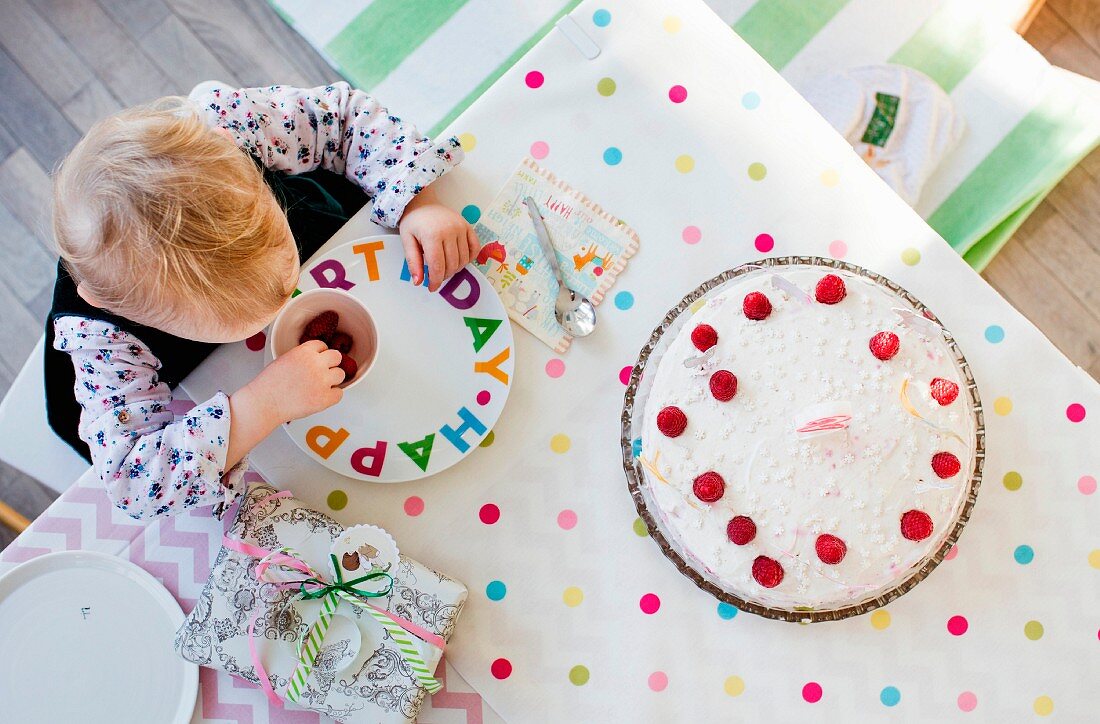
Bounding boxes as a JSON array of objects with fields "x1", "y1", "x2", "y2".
[
  {"x1": 1089, "y1": 549, "x2": 1100, "y2": 569},
  {"x1": 458, "y1": 133, "x2": 476, "y2": 151},
  {"x1": 662, "y1": 16, "x2": 682, "y2": 33},
  {"x1": 901, "y1": 248, "x2": 921, "y2": 266},
  {"x1": 563, "y1": 586, "x2": 584, "y2": 607},
  {"x1": 1033, "y1": 696, "x2": 1054, "y2": 716},
  {"x1": 820, "y1": 169, "x2": 839, "y2": 187},
  {"x1": 326, "y1": 489, "x2": 348, "y2": 511},
  {"x1": 1003, "y1": 471, "x2": 1022, "y2": 491},
  {"x1": 993, "y1": 397, "x2": 1013, "y2": 416},
  {"x1": 723, "y1": 676, "x2": 745, "y2": 696},
  {"x1": 870, "y1": 609, "x2": 891, "y2": 630},
  {"x1": 596, "y1": 77, "x2": 616, "y2": 96},
  {"x1": 1024, "y1": 620, "x2": 1044, "y2": 640},
  {"x1": 479, "y1": 430, "x2": 495, "y2": 448},
  {"x1": 747, "y1": 162, "x2": 767, "y2": 181},
  {"x1": 675, "y1": 154, "x2": 695, "y2": 173},
  {"x1": 550, "y1": 434, "x2": 571, "y2": 453},
  {"x1": 632, "y1": 517, "x2": 649, "y2": 537}
]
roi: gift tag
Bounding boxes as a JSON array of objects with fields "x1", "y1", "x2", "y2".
[{"x1": 332, "y1": 524, "x2": 400, "y2": 577}]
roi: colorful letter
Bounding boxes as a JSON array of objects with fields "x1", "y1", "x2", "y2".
[
  {"x1": 397, "y1": 434, "x2": 435, "y2": 472},
  {"x1": 350, "y1": 441, "x2": 388, "y2": 477},
  {"x1": 463, "y1": 317, "x2": 502, "y2": 352},
  {"x1": 309, "y1": 259, "x2": 355, "y2": 290},
  {"x1": 399, "y1": 259, "x2": 430, "y2": 287},
  {"x1": 439, "y1": 268, "x2": 480, "y2": 310},
  {"x1": 474, "y1": 347, "x2": 511, "y2": 385},
  {"x1": 352, "y1": 241, "x2": 385, "y2": 281},
  {"x1": 306, "y1": 425, "x2": 349, "y2": 459},
  {"x1": 439, "y1": 407, "x2": 486, "y2": 453}
]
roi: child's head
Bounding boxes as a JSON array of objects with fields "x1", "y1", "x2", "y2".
[{"x1": 53, "y1": 97, "x2": 299, "y2": 343}]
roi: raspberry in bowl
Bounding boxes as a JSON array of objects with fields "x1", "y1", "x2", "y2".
[{"x1": 269, "y1": 288, "x2": 379, "y2": 390}]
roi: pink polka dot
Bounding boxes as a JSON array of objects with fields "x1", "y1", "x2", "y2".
[
  {"x1": 944, "y1": 545, "x2": 958, "y2": 560},
  {"x1": 647, "y1": 671, "x2": 668, "y2": 692},
  {"x1": 245, "y1": 332, "x2": 266, "y2": 351},
  {"x1": 403, "y1": 496, "x2": 424, "y2": 516},
  {"x1": 476, "y1": 390, "x2": 491, "y2": 406},
  {"x1": 828, "y1": 240, "x2": 848, "y2": 259},
  {"x1": 958, "y1": 691, "x2": 978, "y2": 712},
  {"x1": 668, "y1": 85, "x2": 687, "y2": 103},
  {"x1": 682, "y1": 226, "x2": 701, "y2": 244},
  {"x1": 1079, "y1": 475, "x2": 1097, "y2": 495},
  {"x1": 639, "y1": 593, "x2": 660, "y2": 614},
  {"x1": 802, "y1": 682, "x2": 823, "y2": 703},
  {"x1": 754, "y1": 233, "x2": 774, "y2": 253},
  {"x1": 1067, "y1": 403, "x2": 1086, "y2": 422},
  {"x1": 491, "y1": 658, "x2": 512, "y2": 679},
  {"x1": 593, "y1": 266, "x2": 604, "y2": 276},
  {"x1": 525, "y1": 71, "x2": 544, "y2": 88},
  {"x1": 530, "y1": 141, "x2": 549, "y2": 159},
  {"x1": 947, "y1": 615, "x2": 969, "y2": 636},
  {"x1": 557, "y1": 509, "x2": 577, "y2": 530},
  {"x1": 479, "y1": 503, "x2": 500, "y2": 525},
  {"x1": 619, "y1": 365, "x2": 632, "y2": 385},
  {"x1": 545, "y1": 359, "x2": 565, "y2": 378}
]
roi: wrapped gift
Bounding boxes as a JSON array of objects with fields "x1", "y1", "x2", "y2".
[{"x1": 175, "y1": 482, "x2": 467, "y2": 722}]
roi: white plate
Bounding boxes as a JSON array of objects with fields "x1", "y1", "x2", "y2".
[
  {"x1": 0, "y1": 551, "x2": 198, "y2": 724},
  {"x1": 277, "y1": 236, "x2": 514, "y2": 482}
]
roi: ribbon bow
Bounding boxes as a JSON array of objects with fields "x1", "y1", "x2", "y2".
[{"x1": 223, "y1": 537, "x2": 446, "y2": 707}]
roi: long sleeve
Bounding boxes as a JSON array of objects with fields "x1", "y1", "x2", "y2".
[
  {"x1": 52, "y1": 316, "x2": 246, "y2": 520},
  {"x1": 194, "y1": 82, "x2": 463, "y2": 228}
]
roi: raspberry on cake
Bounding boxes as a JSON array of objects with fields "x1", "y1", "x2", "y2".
[
  {"x1": 640, "y1": 262, "x2": 976, "y2": 616},
  {"x1": 690, "y1": 324, "x2": 718, "y2": 352}
]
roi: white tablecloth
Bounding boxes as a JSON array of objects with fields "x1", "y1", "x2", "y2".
[{"x1": 182, "y1": 0, "x2": 1100, "y2": 719}]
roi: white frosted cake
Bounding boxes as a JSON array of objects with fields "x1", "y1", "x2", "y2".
[{"x1": 638, "y1": 263, "x2": 977, "y2": 613}]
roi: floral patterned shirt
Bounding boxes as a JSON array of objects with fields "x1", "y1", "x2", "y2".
[{"x1": 54, "y1": 83, "x2": 462, "y2": 519}]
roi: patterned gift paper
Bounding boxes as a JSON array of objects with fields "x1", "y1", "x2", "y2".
[
  {"x1": 472, "y1": 157, "x2": 639, "y2": 352},
  {"x1": 268, "y1": 0, "x2": 1100, "y2": 268},
  {"x1": 179, "y1": 0, "x2": 1098, "y2": 720}
]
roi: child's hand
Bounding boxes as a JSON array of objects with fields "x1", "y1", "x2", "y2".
[
  {"x1": 399, "y1": 187, "x2": 480, "y2": 292},
  {"x1": 246, "y1": 341, "x2": 345, "y2": 421}
]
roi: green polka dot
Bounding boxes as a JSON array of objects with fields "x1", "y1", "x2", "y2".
[
  {"x1": 1003, "y1": 471, "x2": 1022, "y2": 491},
  {"x1": 901, "y1": 248, "x2": 921, "y2": 266},
  {"x1": 597, "y1": 77, "x2": 616, "y2": 96},
  {"x1": 1024, "y1": 620, "x2": 1044, "y2": 640},
  {"x1": 632, "y1": 517, "x2": 648, "y2": 537},
  {"x1": 479, "y1": 430, "x2": 495, "y2": 448},
  {"x1": 569, "y1": 665, "x2": 590, "y2": 685},
  {"x1": 327, "y1": 489, "x2": 348, "y2": 511},
  {"x1": 747, "y1": 162, "x2": 767, "y2": 180}
]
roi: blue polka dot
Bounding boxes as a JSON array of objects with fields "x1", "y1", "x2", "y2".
[
  {"x1": 592, "y1": 9, "x2": 611, "y2": 26},
  {"x1": 614, "y1": 291, "x2": 634, "y2": 310},
  {"x1": 485, "y1": 580, "x2": 507, "y2": 600},
  {"x1": 717, "y1": 602, "x2": 739, "y2": 620},
  {"x1": 741, "y1": 91, "x2": 760, "y2": 110},
  {"x1": 603, "y1": 147, "x2": 623, "y2": 166},
  {"x1": 984, "y1": 325, "x2": 1004, "y2": 343},
  {"x1": 1014, "y1": 545, "x2": 1034, "y2": 565},
  {"x1": 461, "y1": 204, "x2": 481, "y2": 224},
  {"x1": 880, "y1": 686, "x2": 901, "y2": 707}
]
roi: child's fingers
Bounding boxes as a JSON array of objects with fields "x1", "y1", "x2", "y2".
[
  {"x1": 444, "y1": 235, "x2": 461, "y2": 279},
  {"x1": 321, "y1": 348, "x2": 343, "y2": 367},
  {"x1": 327, "y1": 366, "x2": 346, "y2": 387},
  {"x1": 456, "y1": 230, "x2": 471, "y2": 268},
  {"x1": 466, "y1": 226, "x2": 481, "y2": 258},
  {"x1": 424, "y1": 239, "x2": 446, "y2": 292},
  {"x1": 399, "y1": 228, "x2": 425, "y2": 286}
]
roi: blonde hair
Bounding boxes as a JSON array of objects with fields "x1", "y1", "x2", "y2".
[{"x1": 53, "y1": 97, "x2": 295, "y2": 331}]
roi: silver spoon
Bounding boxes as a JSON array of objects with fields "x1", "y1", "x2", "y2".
[{"x1": 524, "y1": 196, "x2": 597, "y2": 337}]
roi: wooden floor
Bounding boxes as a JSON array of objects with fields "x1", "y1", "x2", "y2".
[{"x1": 0, "y1": 0, "x2": 1098, "y2": 547}]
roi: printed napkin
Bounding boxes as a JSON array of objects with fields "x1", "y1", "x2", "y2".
[
  {"x1": 472, "y1": 158, "x2": 640, "y2": 352},
  {"x1": 175, "y1": 482, "x2": 467, "y2": 723}
]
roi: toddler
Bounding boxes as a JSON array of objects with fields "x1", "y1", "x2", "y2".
[{"x1": 45, "y1": 83, "x2": 478, "y2": 519}]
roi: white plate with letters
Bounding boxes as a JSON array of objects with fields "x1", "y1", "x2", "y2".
[{"x1": 0, "y1": 551, "x2": 197, "y2": 723}]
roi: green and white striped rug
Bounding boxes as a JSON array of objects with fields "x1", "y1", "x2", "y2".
[{"x1": 269, "y1": 0, "x2": 1100, "y2": 269}]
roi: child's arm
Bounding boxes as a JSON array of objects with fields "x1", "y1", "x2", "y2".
[
  {"x1": 195, "y1": 82, "x2": 477, "y2": 291},
  {"x1": 53, "y1": 319, "x2": 342, "y2": 519}
]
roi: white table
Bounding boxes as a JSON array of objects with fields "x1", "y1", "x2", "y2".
[{"x1": 8, "y1": 0, "x2": 1098, "y2": 720}]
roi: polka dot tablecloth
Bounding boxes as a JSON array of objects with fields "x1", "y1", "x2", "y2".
[{"x1": 177, "y1": 0, "x2": 1099, "y2": 720}]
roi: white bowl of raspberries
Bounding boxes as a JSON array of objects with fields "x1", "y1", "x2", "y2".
[{"x1": 269, "y1": 288, "x2": 379, "y2": 390}]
